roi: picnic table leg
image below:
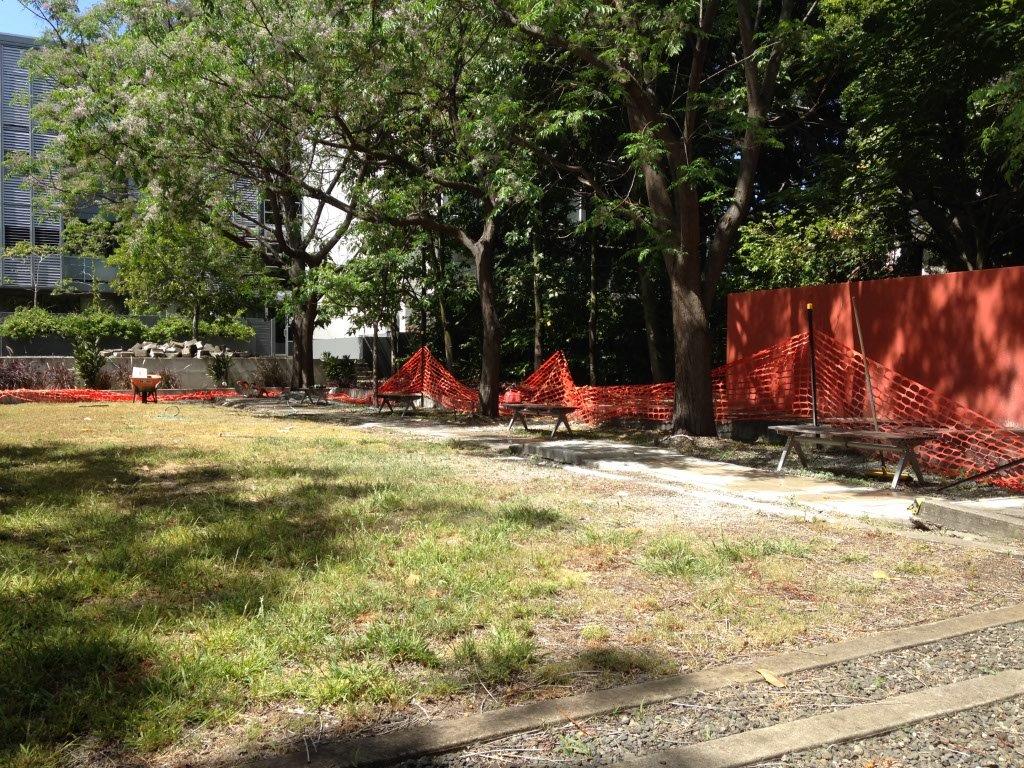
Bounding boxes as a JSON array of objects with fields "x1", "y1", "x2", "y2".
[
  {"x1": 551, "y1": 415, "x2": 572, "y2": 437},
  {"x1": 908, "y1": 450, "x2": 926, "y2": 484},
  {"x1": 890, "y1": 451, "x2": 911, "y2": 490},
  {"x1": 793, "y1": 440, "x2": 808, "y2": 468},
  {"x1": 403, "y1": 400, "x2": 415, "y2": 417},
  {"x1": 518, "y1": 412, "x2": 530, "y2": 432},
  {"x1": 776, "y1": 436, "x2": 795, "y2": 472},
  {"x1": 507, "y1": 413, "x2": 517, "y2": 432}
]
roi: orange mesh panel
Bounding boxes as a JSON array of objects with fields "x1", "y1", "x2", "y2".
[
  {"x1": 0, "y1": 388, "x2": 242, "y2": 403},
  {"x1": 376, "y1": 346, "x2": 479, "y2": 412}
]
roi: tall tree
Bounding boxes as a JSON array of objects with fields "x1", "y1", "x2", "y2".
[
  {"x1": 21, "y1": 0, "x2": 369, "y2": 386},
  {"x1": 288, "y1": 0, "x2": 545, "y2": 415},
  {"x1": 110, "y1": 200, "x2": 273, "y2": 338},
  {"x1": 827, "y1": 0, "x2": 1024, "y2": 271},
  {"x1": 490, "y1": 0, "x2": 816, "y2": 434}
]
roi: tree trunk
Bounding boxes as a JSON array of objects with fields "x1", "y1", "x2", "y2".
[
  {"x1": 371, "y1": 321, "x2": 379, "y2": 400},
  {"x1": 532, "y1": 246, "x2": 543, "y2": 370},
  {"x1": 438, "y1": 298, "x2": 455, "y2": 369},
  {"x1": 389, "y1": 316, "x2": 400, "y2": 373},
  {"x1": 191, "y1": 306, "x2": 200, "y2": 340},
  {"x1": 587, "y1": 233, "x2": 597, "y2": 385},
  {"x1": 474, "y1": 238, "x2": 501, "y2": 417},
  {"x1": 639, "y1": 264, "x2": 666, "y2": 383},
  {"x1": 667, "y1": 270, "x2": 716, "y2": 435},
  {"x1": 290, "y1": 295, "x2": 317, "y2": 389},
  {"x1": 426, "y1": 233, "x2": 455, "y2": 368}
]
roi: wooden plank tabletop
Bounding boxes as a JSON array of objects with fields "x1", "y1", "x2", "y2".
[{"x1": 505, "y1": 403, "x2": 576, "y2": 414}]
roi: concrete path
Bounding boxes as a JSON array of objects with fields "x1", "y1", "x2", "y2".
[
  {"x1": 917, "y1": 497, "x2": 1024, "y2": 542},
  {"x1": 515, "y1": 439, "x2": 918, "y2": 522}
]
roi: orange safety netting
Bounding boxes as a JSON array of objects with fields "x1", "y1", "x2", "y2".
[
  {"x1": 0, "y1": 388, "x2": 240, "y2": 403},
  {"x1": 720, "y1": 330, "x2": 1024, "y2": 492},
  {"x1": 329, "y1": 346, "x2": 480, "y2": 411},
  {"x1": 508, "y1": 351, "x2": 674, "y2": 422},
  {"x1": 513, "y1": 333, "x2": 1024, "y2": 491}
]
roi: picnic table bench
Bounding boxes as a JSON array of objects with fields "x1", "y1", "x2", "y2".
[
  {"x1": 771, "y1": 424, "x2": 939, "y2": 490},
  {"x1": 505, "y1": 403, "x2": 576, "y2": 437},
  {"x1": 279, "y1": 387, "x2": 330, "y2": 406},
  {"x1": 377, "y1": 392, "x2": 422, "y2": 416}
]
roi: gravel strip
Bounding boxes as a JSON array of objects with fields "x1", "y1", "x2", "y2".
[
  {"x1": 401, "y1": 622, "x2": 1024, "y2": 767},
  {"x1": 753, "y1": 696, "x2": 1024, "y2": 767}
]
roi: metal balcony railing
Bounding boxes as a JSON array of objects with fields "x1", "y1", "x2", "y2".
[{"x1": 0, "y1": 255, "x2": 117, "y2": 292}]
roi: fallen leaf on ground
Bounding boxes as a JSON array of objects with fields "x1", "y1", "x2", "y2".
[{"x1": 757, "y1": 668, "x2": 787, "y2": 687}]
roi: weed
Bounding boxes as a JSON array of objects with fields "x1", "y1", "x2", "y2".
[{"x1": 454, "y1": 625, "x2": 536, "y2": 684}]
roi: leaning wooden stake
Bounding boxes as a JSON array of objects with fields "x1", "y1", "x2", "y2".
[
  {"x1": 806, "y1": 303, "x2": 819, "y2": 426},
  {"x1": 852, "y1": 298, "x2": 880, "y2": 432}
]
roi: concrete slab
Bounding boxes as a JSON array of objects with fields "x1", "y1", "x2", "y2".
[
  {"x1": 623, "y1": 669, "x2": 1024, "y2": 768},
  {"x1": 515, "y1": 439, "x2": 916, "y2": 522},
  {"x1": 917, "y1": 497, "x2": 1024, "y2": 542}
]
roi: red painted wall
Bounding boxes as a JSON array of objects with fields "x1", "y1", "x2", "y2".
[{"x1": 727, "y1": 266, "x2": 1024, "y2": 427}]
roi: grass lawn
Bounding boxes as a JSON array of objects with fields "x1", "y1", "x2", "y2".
[{"x1": 2, "y1": 403, "x2": 1022, "y2": 767}]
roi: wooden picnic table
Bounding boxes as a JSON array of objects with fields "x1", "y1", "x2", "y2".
[
  {"x1": 279, "y1": 387, "x2": 330, "y2": 406},
  {"x1": 377, "y1": 392, "x2": 423, "y2": 416},
  {"x1": 771, "y1": 423, "x2": 941, "y2": 490},
  {"x1": 505, "y1": 403, "x2": 576, "y2": 437}
]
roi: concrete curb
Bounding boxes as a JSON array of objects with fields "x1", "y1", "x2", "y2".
[
  {"x1": 917, "y1": 499, "x2": 1024, "y2": 543},
  {"x1": 244, "y1": 604, "x2": 1024, "y2": 768},
  {"x1": 622, "y1": 669, "x2": 1024, "y2": 768}
]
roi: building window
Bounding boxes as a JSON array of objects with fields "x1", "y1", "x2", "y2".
[{"x1": 3, "y1": 225, "x2": 30, "y2": 245}]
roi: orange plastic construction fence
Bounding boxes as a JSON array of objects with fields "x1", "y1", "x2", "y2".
[
  {"x1": 329, "y1": 346, "x2": 479, "y2": 412},
  {"x1": 511, "y1": 333, "x2": 1024, "y2": 492},
  {"x1": 0, "y1": 388, "x2": 240, "y2": 403}
]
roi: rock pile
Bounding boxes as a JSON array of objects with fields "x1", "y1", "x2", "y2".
[{"x1": 100, "y1": 340, "x2": 252, "y2": 359}]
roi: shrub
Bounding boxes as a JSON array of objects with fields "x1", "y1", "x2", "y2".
[
  {"x1": 154, "y1": 368, "x2": 181, "y2": 389},
  {"x1": 0, "y1": 359, "x2": 75, "y2": 389},
  {"x1": 149, "y1": 315, "x2": 256, "y2": 343},
  {"x1": 105, "y1": 359, "x2": 133, "y2": 389},
  {"x1": 320, "y1": 352, "x2": 357, "y2": 386},
  {"x1": 253, "y1": 357, "x2": 291, "y2": 388},
  {"x1": 72, "y1": 340, "x2": 107, "y2": 388},
  {"x1": 205, "y1": 352, "x2": 233, "y2": 386}
]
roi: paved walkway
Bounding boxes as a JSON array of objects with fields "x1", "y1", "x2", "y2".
[
  {"x1": 228, "y1": 399, "x2": 1022, "y2": 532},
  {"x1": 513, "y1": 438, "x2": 918, "y2": 522}
]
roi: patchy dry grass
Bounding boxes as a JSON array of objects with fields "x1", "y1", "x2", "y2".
[{"x1": 1, "y1": 403, "x2": 1022, "y2": 767}]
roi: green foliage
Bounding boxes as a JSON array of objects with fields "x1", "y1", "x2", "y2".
[
  {"x1": 252, "y1": 358, "x2": 290, "y2": 388},
  {"x1": 320, "y1": 352, "x2": 357, "y2": 387},
  {"x1": 734, "y1": 206, "x2": 896, "y2": 291},
  {"x1": 0, "y1": 307, "x2": 146, "y2": 346},
  {"x1": 110, "y1": 202, "x2": 273, "y2": 331},
  {"x1": 148, "y1": 316, "x2": 255, "y2": 343},
  {"x1": 71, "y1": 339, "x2": 106, "y2": 388},
  {"x1": 205, "y1": 353, "x2": 233, "y2": 386}
]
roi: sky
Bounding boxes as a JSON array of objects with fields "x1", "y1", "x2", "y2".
[{"x1": 0, "y1": 1, "x2": 101, "y2": 38}]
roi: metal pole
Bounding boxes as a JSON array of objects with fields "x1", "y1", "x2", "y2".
[{"x1": 806, "y1": 303, "x2": 819, "y2": 426}]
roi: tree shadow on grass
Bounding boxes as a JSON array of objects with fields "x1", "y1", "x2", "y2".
[{"x1": 0, "y1": 439, "x2": 493, "y2": 760}]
